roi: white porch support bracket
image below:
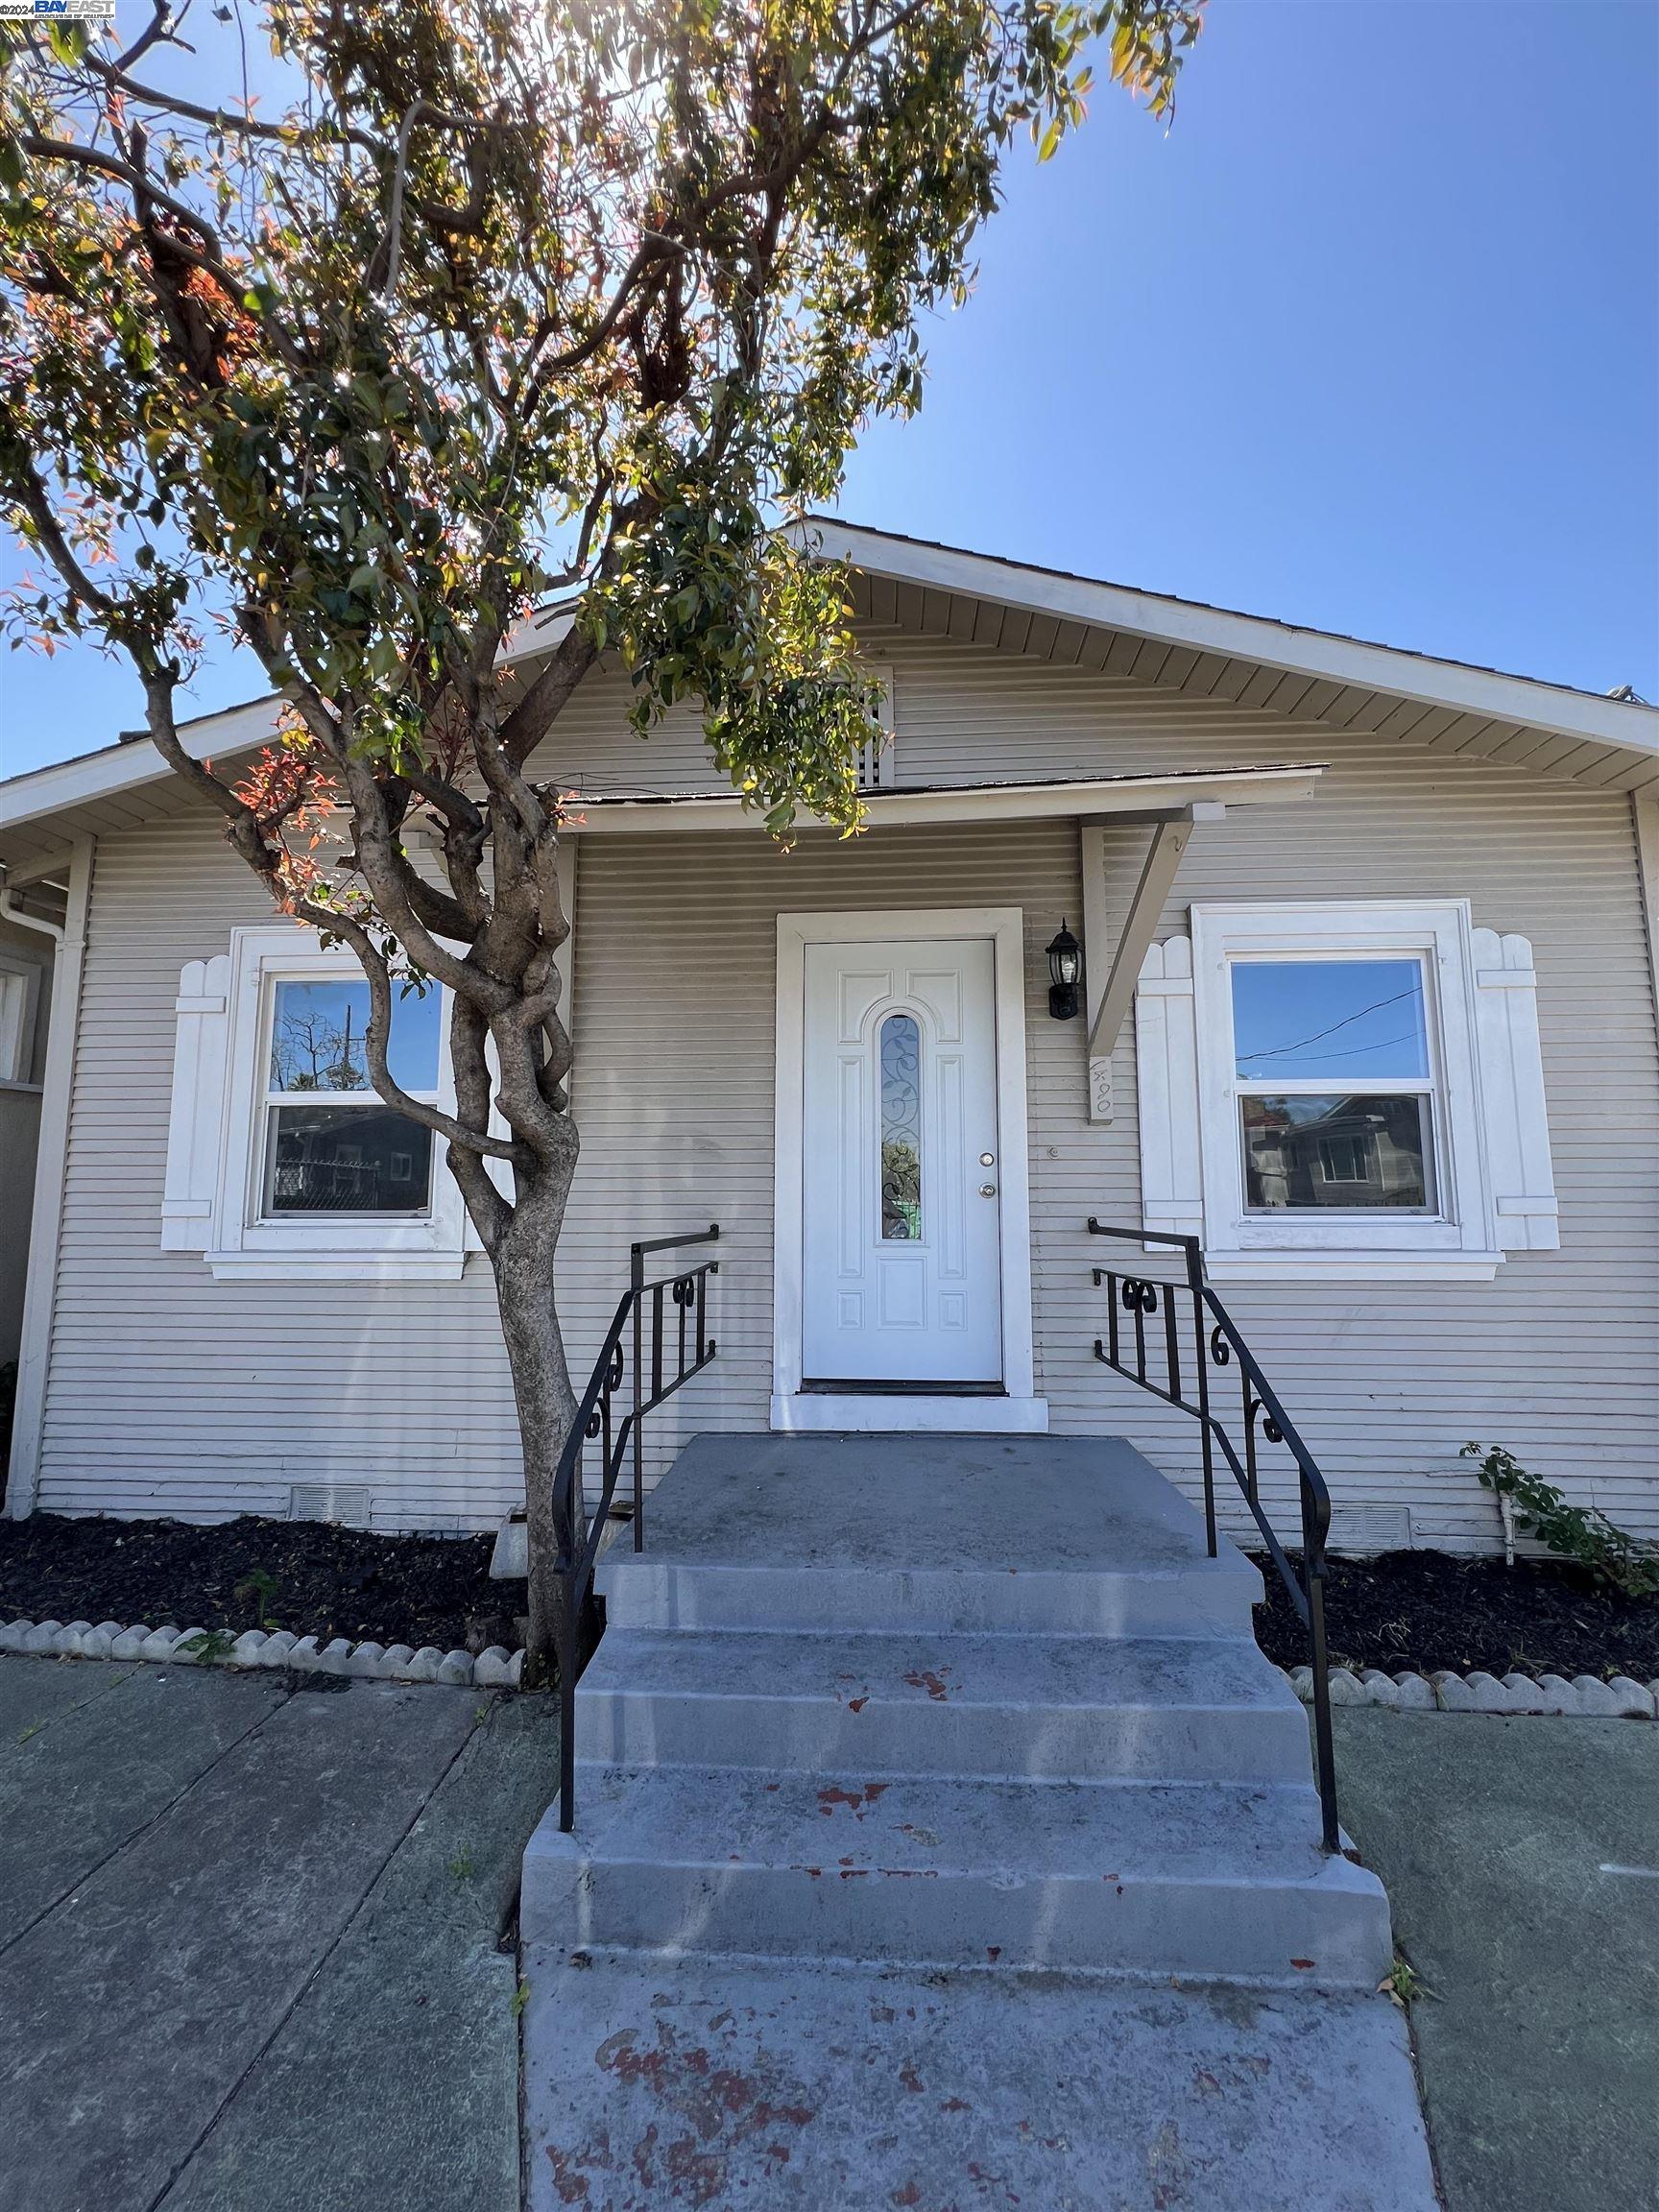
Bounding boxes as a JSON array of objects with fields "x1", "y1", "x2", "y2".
[{"x1": 1082, "y1": 805, "x2": 1221, "y2": 1122}]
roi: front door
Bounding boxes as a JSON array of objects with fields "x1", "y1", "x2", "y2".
[{"x1": 801, "y1": 935, "x2": 1003, "y2": 1385}]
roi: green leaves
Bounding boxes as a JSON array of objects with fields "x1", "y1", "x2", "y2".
[
  {"x1": 0, "y1": 0, "x2": 1201, "y2": 892},
  {"x1": 1461, "y1": 1443, "x2": 1659, "y2": 1599}
]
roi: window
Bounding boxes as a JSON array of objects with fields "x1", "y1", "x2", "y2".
[
  {"x1": 1231, "y1": 958, "x2": 1434, "y2": 1214},
  {"x1": 0, "y1": 951, "x2": 44, "y2": 1085},
  {"x1": 161, "y1": 927, "x2": 469, "y2": 1280},
  {"x1": 1133, "y1": 902, "x2": 1559, "y2": 1281},
  {"x1": 260, "y1": 977, "x2": 441, "y2": 1218},
  {"x1": 878, "y1": 1012, "x2": 923, "y2": 1239}
]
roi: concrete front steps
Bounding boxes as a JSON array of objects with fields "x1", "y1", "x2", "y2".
[{"x1": 520, "y1": 1433, "x2": 1394, "y2": 1992}]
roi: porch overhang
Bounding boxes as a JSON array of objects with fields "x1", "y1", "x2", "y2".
[{"x1": 567, "y1": 759, "x2": 1323, "y2": 833}]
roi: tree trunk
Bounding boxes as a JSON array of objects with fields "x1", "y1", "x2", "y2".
[{"x1": 489, "y1": 1156, "x2": 580, "y2": 1689}]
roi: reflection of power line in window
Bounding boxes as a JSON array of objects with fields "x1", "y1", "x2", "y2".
[
  {"x1": 1243, "y1": 1029, "x2": 1421, "y2": 1071},
  {"x1": 1240, "y1": 982, "x2": 1422, "y2": 1063}
]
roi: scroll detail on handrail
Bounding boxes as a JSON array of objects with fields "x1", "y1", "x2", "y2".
[
  {"x1": 1087, "y1": 1218, "x2": 1340, "y2": 1854},
  {"x1": 551, "y1": 1225, "x2": 720, "y2": 1833}
]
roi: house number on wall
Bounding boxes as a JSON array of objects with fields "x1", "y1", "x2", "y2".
[{"x1": 1089, "y1": 1056, "x2": 1115, "y2": 1123}]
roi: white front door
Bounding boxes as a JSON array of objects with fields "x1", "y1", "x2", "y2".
[{"x1": 801, "y1": 935, "x2": 1003, "y2": 1384}]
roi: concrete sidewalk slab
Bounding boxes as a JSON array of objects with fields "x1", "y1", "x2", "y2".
[
  {"x1": 521, "y1": 1947, "x2": 1440, "y2": 2211},
  {"x1": 157, "y1": 1689, "x2": 561, "y2": 2212},
  {"x1": 0, "y1": 1664, "x2": 289, "y2": 1944},
  {"x1": 0, "y1": 1648, "x2": 127, "y2": 1734},
  {"x1": 1335, "y1": 1708, "x2": 1659, "y2": 2212},
  {"x1": 0, "y1": 1673, "x2": 480, "y2": 2212}
]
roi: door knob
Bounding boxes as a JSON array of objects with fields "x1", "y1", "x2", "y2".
[{"x1": 979, "y1": 1182, "x2": 998, "y2": 1197}]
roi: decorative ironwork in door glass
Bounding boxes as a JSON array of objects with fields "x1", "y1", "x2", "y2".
[{"x1": 879, "y1": 1013, "x2": 923, "y2": 1240}]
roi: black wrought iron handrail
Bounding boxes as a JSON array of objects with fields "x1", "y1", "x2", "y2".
[
  {"x1": 551, "y1": 1225, "x2": 720, "y2": 1831},
  {"x1": 1087, "y1": 1218, "x2": 1340, "y2": 1853}
]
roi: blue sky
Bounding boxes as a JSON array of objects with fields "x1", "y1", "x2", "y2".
[{"x1": 2, "y1": 0, "x2": 1655, "y2": 780}]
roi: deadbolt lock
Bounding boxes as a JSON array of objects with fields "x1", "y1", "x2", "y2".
[{"x1": 979, "y1": 1151, "x2": 996, "y2": 1166}]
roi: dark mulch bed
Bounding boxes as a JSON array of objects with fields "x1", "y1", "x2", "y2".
[
  {"x1": 5, "y1": 1511, "x2": 1654, "y2": 1682},
  {"x1": 0, "y1": 1512, "x2": 529, "y2": 1654},
  {"x1": 1252, "y1": 1548, "x2": 1659, "y2": 1682}
]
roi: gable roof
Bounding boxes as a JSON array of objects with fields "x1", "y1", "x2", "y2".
[
  {"x1": 806, "y1": 519, "x2": 1659, "y2": 790},
  {"x1": 4, "y1": 521, "x2": 1656, "y2": 875}
]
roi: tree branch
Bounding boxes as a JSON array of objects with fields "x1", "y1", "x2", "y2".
[
  {"x1": 497, "y1": 621, "x2": 599, "y2": 768},
  {"x1": 292, "y1": 897, "x2": 520, "y2": 1162}
]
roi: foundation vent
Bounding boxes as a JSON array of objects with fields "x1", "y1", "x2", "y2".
[{"x1": 289, "y1": 1482, "x2": 373, "y2": 1528}]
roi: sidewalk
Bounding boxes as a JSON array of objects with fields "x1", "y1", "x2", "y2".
[
  {"x1": 1334, "y1": 1707, "x2": 1659, "y2": 2212},
  {"x1": 0, "y1": 1656, "x2": 557, "y2": 2212}
]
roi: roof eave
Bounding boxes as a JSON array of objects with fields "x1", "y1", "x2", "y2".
[{"x1": 801, "y1": 517, "x2": 1659, "y2": 759}]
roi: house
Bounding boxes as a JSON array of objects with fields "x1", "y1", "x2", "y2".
[{"x1": 2, "y1": 518, "x2": 1657, "y2": 1556}]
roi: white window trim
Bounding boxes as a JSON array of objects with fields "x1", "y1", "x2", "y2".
[
  {"x1": 0, "y1": 948, "x2": 44, "y2": 1086},
  {"x1": 200, "y1": 926, "x2": 468, "y2": 1281},
  {"x1": 1134, "y1": 898, "x2": 1558, "y2": 1283}
]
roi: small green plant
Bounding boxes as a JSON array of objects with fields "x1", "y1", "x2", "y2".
[
  {"x1": 178, "y1": 1628, "x2": 239, "y2": 1665},
  {"x1": 234, "y1": 1569, "x2": 282, "y2": 1631},
  {"x1": 17, "y1": 1719, "x2": 44, "y2": 1746},
  {"x1": 1380, "y1": 1954, "x2": 1432, "y2": 2009},
  {"x1": 1462, "y1": 1444, "x2": 1659, "y2": 1598},
  {"x1": 511, "y1": 1979, "x2": 531, "y2": 2020},
  {"x1": 446, "y1": 1846, "x2": 475, "y2": 1883}
]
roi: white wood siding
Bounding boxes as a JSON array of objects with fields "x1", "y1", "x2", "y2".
[{"x1": 32, "y1": 629, "x2": 1659, "y2": 1547}]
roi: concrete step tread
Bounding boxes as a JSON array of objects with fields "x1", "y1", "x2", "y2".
[
  {"x1": 556, "y1": 1761, "x2": 1359, "y2": 1890},
  {"x1": 578, "y1": 1627, "x2": 1303, "y2": 1717},
  {"x1": 597, "y1": 1552, "x2": 1262, "y2": 1637}
]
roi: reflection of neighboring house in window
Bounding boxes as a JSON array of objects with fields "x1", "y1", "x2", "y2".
[
  {"x1": 1317, "y1": 1134, "x2": 1371, "y2": 1187},
  {"x1": 1244, "y1": 1096, "x2": 1427, "y2": 1211}
]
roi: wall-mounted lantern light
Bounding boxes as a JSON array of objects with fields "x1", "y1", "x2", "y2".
[{"x1": 1046, "y1": 919, "x2": 1082, "y2": 1021}]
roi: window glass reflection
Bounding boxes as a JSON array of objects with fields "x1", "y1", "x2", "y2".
[
  {"x1": 1231, "y1": 960, "x2": 1429, "y2": 1083},
  {"x1": 270, "y1": 978, "x2": 441, "y2": 1095},
  {"x1": 879, "y1": 1014, "x2": 923, "y2": 1240},
  {"x1": 1240, "y1": 1094, "x2": 1432, "y2": 1212}
]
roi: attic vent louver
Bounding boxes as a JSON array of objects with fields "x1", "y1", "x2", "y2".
[{"x1": 854, "y1": 666, "x2": 895, "y2": 792}]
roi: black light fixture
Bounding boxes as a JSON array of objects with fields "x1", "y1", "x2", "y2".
[{"x1": 1046, "y1": 919, "x2": 1082, "y2": 1021}]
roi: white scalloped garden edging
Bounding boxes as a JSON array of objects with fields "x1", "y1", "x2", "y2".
[
  {"x1": 3, "y1": 1617, "x2": 1651, "y2": 1716},
  {"x1": 1286, "y1": 1665, "x2": 1658, "y2": 1718},
  {"x1": 0, "y1": 1617, "x2": 523, "y2": 1688}
]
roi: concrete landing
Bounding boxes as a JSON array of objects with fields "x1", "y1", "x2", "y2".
[
  {"x1": 613, "y1": 1432, "x2": 1236, "y2": 1575},
  {"x1": 520, "y1": 1948, "x2": 1442, "y2": 2212},
  {"x1": 598, "y1": 1432, "x2": 1261, "y2": 1636}
]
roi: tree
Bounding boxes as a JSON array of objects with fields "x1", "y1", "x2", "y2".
[{"x1": 0, "y1": 0, "x2": 1202, "y2": 1678}]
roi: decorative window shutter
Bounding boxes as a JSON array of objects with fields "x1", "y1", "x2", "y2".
[
  {"x1": 1471, "y1": 929, "x2": 1559, "y2": 1250},
  {"x1": 1132, "y1": 933, "x2": 1204, "y2": 1243},
  {"x1": 161, "y1": 954, "x2": 232, "y2": 1252}
]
